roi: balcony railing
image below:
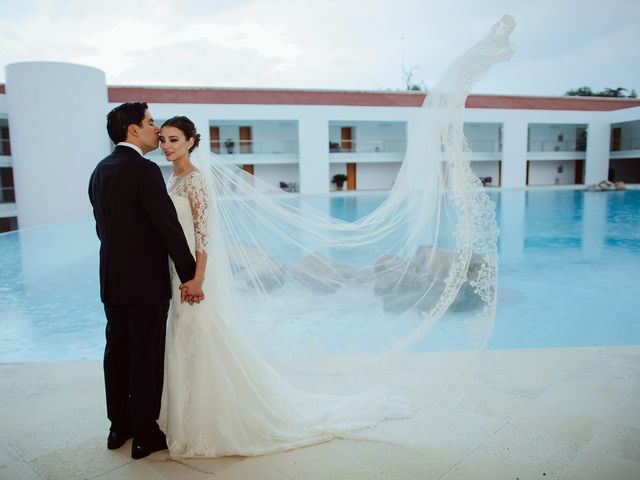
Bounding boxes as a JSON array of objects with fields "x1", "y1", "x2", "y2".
[
  {"x1": 528, "y1": 139, "x2": 586, "y2": 152},
  {"x1": 0, "y1": 187, "x2": 15, "y2": 203},
  {"x1": 0, "y1": 139, "x2": 10, "y2": 156},
  {"x1": 467, "y1": 139, "x2": 502, "y2": 152},
  {"x1": 613, "y1": 137, "x2": 640, "y2": 151},
  {"x1": 328, "y1": 139, "x2": 406, "y2": 153},
  {"x1": 211, "y1": 139, "x2": 298, "y2": 155}
]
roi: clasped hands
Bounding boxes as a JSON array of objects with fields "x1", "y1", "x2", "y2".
[{"x1": 179, "y1": 278, "x2": 205, "y2": 305}]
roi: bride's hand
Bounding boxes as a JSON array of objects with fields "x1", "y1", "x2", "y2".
[{"x1": 180, "y1": 279, "x2": 205, "y2": 304}]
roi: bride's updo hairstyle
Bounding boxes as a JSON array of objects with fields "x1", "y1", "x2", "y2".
[{"x1": 161, "y1": 116, "x2": 201, "y2": 153}]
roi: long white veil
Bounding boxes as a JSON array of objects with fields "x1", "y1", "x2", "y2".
[{"x1": 189, "y1": 15, "x2": 514, "y2": 402}]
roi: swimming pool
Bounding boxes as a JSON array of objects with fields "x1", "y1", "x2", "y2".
[{"x1": 0, "y1": 189, "x2": 638, "y2": 362}]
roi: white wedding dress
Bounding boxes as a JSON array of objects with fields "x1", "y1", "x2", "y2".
[
  {"x1": 158, "y1": 14, "x2": 516, "y2": 458},
  {"x1": 159, "y1": 171, "x2": 412, "y2": 458}
]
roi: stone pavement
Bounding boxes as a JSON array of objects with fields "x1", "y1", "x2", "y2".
[{"x1": 1, "y1": 346, "x2": 639, "y2": 479}]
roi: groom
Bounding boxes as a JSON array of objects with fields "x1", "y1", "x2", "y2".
[{"x1": 89, "y1": 102, "x2": 200, "y2": 459}]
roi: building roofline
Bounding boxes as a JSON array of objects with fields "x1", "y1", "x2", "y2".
[
  {"x1": 106, "y1": 86, "x2": 640, "y2": 111},
  {"x1": 2, "y1": 82, "x2": 639, "y2": 111}
]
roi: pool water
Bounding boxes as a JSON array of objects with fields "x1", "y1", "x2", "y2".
[{"x1": 0, "y1": 189, "x2": 638, "y2": 362}]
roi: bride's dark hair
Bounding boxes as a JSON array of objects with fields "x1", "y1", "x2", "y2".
[{"x1": 161, "y1": 116, "x2": 201, "y2": 153}]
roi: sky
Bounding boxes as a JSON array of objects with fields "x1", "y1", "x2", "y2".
[{"x1": 1, "y1": 0, "x2": 638, "y2": 96}]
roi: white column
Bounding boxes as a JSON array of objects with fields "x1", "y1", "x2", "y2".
[
  {"x1": 501, "y1": 119, "x2": 528, "y2": 188},
  {"x1": 584, "y1": 121, "x2": 610, "y2": 185},
  {"x1": 5, "y1": 62, "x2": 110, "y2": 228},
  {"x1": 298, "y1": 115, "x2": 329, "y2": 194}
]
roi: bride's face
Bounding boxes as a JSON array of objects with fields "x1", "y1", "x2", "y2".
[{"x1": 159, "y1": 126, "x2": 194, "y2": 163}]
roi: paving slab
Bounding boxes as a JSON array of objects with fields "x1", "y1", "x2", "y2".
[{"x1": 0, "y1": 346, "x2": 638, "y2": 480}]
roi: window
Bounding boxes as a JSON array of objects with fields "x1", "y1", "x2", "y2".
[
  {"x1": 0, "y1": 119, "x2": 10, "y2": 156},
  {"x1": 0, "y1": 216, "x2": 17, "y2": 233},
  {"x1": 0, "y1": 168, "x2": 15, "y2": 203}
]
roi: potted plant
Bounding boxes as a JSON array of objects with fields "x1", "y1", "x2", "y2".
[
  {"x1": 332, "y1": 173, "x2": 348, "y2": 191},
  {"x1": 224, "y1": 138, "x2": 235, "y2": 154}
]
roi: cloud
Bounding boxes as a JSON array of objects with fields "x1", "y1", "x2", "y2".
[
  {"x1": 0, "y1": 0, "x2": 638, "y2": 95},
  {"x1": 116, "y1": 39, "x2": 289, "y2": 87}
]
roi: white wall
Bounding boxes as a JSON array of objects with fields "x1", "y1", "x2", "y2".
[
  {"x1": 141, "y1": 102, "x2": 419, "y2": 195},
  {"x1": 528, "y1": 123, "x2": 586, "y2": 152},
  {"x1": 612, "y1": 120, "x2": 640, "y2": 150},
  {"x1": 528, "y1": 160, "x2": 577, "y2": 185},
  {"x1": 329, "y1": 161, "x2": 402, "y2": 190},
  {"x1": 329, "y1": 121, "x2": 406, "y2": 153},
  {"x1": 1, "y1": 60, "x2": 634, "y2": 227},
  {"x1": 585, "y1": 121, "x2": 610, "y2": 184},
  {"x1": 298, "y1": 115, "x2": 329, "y2": 193},
  {"x1": 210, "y1": 120, "x2": 298, "y2": 155},
  {"x1": 501, "y1": 118, "x2": 528, "y2": 188},
  {"x1": 253, "y1": 164, "x2": 299, "y2": 190},
  {"x1": 6, "y1": 62, "x2": 109, "y2": 228},
  {"x1": 463, "y1": 107, "x2": 627, "y2": 188},
  {"x1": 609, "y1": 105, "x2": 640, "y2": 123},
  {"x1": 464, "y1": 123, "x2": 501, "y2": 152},
  {"x1": 357, "y1": 162, "x2": 401, "y2": 190},
  {"x1": 470, "y1": 161, "x2": 500, "y2": 185},
  {"x1": 253, "y1": 121, "x2": 297, "y2": 154},
  {"x1": 147, "y1": 101, "x2": 627, "y2": 193}
]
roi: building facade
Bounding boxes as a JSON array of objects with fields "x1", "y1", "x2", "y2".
[{"x1": 1, "y1": 62, "x2": 639, "y2": 232}]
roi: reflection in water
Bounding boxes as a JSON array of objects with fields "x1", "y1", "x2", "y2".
[
  {"x1": 0, "y1": 190, "x2": 638, "y2": 361},
  {"x1": 492, "y1": 190, "x2": 639, "y2": 349}
]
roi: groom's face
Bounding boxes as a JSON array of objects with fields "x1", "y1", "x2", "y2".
[{"x1": 136, "y1": 109, "x2": 160, "y2": 154}]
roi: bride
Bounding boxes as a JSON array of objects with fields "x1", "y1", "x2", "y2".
[
  {"x1": 158, "y1": 14, "x2": 514, "y2": 459},
  {"x1": 158, "y1": 116, "x2": 412, "y2": 458}
]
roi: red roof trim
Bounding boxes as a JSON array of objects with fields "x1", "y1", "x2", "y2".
[
  {"x1": 108, "y1": 87, "x2": 424, "y2": 107},
  {"x1": 464, "y1": 95, "x2": 640, "y2": 111},
  {"x1": 2, "y1": 82, "x2": 637, "y2": 111},
  {"x1": 107, "y1": 86, "x2": 640, "y2": 111}
]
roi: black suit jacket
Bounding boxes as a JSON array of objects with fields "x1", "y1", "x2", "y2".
[{"x1": 89, "y1": 145, "x2": 196, "y2": 305}]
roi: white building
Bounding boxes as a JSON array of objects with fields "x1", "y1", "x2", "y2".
[{"x1": 1, "y1": 62, "x2": 639, "y2": 232}]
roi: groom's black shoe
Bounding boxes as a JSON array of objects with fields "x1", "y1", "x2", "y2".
[
  {"x1": 107, "y1": 430, "x2": 133, "y2": 450},
  {"x1": 131, "y1": 432, "x2": 168, "y2": 460}
]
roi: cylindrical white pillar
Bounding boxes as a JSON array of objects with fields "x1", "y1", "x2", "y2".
[
  {"x1": 298, "y1": 114, "x2": 329, "y2": 194},
  {"x1": 584, "y1": 121, "x2": 611, "y2": 185},
  {"x1": 5, "y1": 62, "x2": 110, "y2": 228},
  {"x1": 501, "y1": 118, "x2": 528, "y2": 188}
]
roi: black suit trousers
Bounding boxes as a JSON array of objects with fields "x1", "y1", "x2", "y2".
[{"x1": 103, "y1": 301, "x2": 170, "y2": 442}]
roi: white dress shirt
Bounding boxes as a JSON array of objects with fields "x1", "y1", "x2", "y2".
[{"x1": 117, "y1": 142, "x2": 143, "y2": 157}]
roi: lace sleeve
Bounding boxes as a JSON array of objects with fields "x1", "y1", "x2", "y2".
[{"x1": 185, "y1": 172, "x2": 209, "y2": 253}]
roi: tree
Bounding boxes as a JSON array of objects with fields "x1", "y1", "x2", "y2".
[
  {"x1": 601, "y1": 87, "x2": 627, "y2": 97},
  {"x1": 565, "y1": 86, "x2": 637, "y2": 98},
  {"x1": 566, "y1": 86, "x2": 593, "y2": 96},
  {"x1": 402, "y1": 65, "x2": 427, "y2": 92}
]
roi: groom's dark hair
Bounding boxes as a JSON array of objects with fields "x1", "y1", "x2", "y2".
[{"x1": 106, "y1": 102, "x2": 149, "y2": 144}]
